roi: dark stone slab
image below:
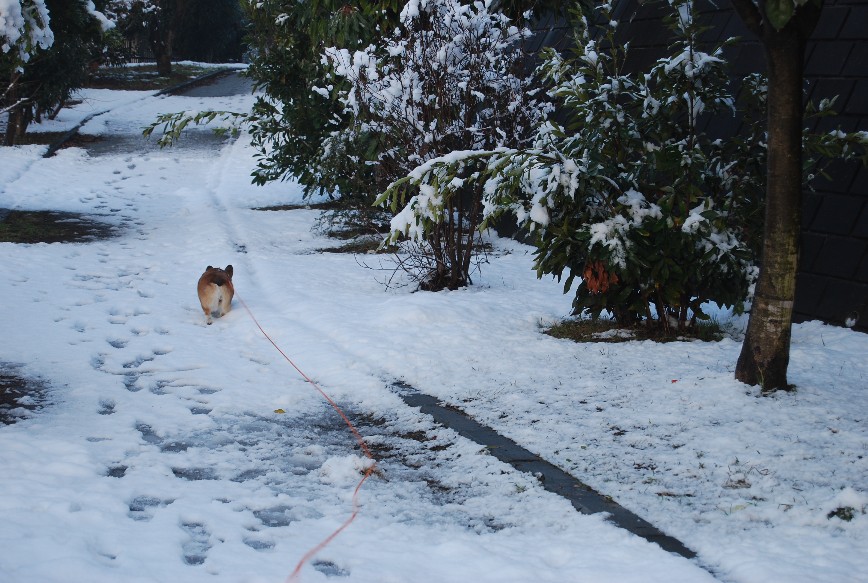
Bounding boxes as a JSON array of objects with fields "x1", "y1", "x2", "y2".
[
  {"x1": 814, "y1": 237, "x2": 866, "y2": 278},
  {"x1": 839, "y1": 6, "x2": 868, "y2": 39},
  {"x1": 804, "y1": 77, "x2": 855, "y2": 111},
  {"x1": 843, "y1": 41, "x2": 868, "y2": 76},
  {"x1": 808, "y1": 193, "x2": 864, "y2": 234},
  {"x1": 805, "y1": 41, "x2": 853, "y2": 76},
  {"x1": 857, "y1": 252, "x2": 868, "y2": 284},
  {"x1": 399, "y1": 389, "x2": 698, "y2": 560},
  {"x1": 846, "y1": 79, "x2": 868, "y2": 115},
  {"x1": 853, "y1": 202, "x2": 868, "y2": 238},
  {"x1": 811, "y1": 5, "x2": 849, "y2": 40},
  {"x1": 800, "y1": 231, "x2": 826, "y2": 270},
  {"x1": 816, "y1": 279, "x2": 868, "y2": 325}
]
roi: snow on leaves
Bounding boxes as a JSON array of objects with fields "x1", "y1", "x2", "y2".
[
  {"x1": 385, "y1": 0, "x2": 759, "y2": 328},
  {"x1": 0, "y1": 0, "x2": 53, "y2": 62},
  {"x1": 1, "y1": 0, "x2": 114, "y2": 65}
]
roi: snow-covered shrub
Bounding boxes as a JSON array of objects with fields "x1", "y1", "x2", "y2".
[
  {"x1": 0, "y1": 0, "x2": 55, "y2": 65},
  {"x1": 324, "y1": 0, "x2": 547, "y2": 290},
  {"x1": 396, "y1": 0, "x2": 764, "y2": 329},
  {"x1": 242, "y1": 1, "x2": 402, "y2": 203},
  {"x1": 2, "y1": 1, "x2": 111, "y2": 145}
]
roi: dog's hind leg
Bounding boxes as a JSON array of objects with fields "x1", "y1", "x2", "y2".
[
  {"x1": 217, "y1": 291, "x2": 231, "y2": 316},
  {"x1": 200, "y1": 285, "x2": 218, "y2": 325},
  {"x1": 210, "y1": 287, "x2": 227, "y2": 320}
]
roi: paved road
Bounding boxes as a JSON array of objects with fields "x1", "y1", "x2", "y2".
[{"x1": 175, "y1": 69, "x2": 255, "y2": 98}]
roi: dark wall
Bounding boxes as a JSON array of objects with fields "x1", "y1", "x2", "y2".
[{"x1": 600, "y1": 0, "x2": 868, "y2": 332}]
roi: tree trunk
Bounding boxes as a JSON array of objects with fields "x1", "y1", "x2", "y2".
[
  {"x1": 156, "y1": 50, "x2": 173, "y2": 77},
  {"x1": 4, "y1": 98, "x2": 32, "y2": 146},
  {"x1": 3, "y1": 73, "x2": 30, "y2": 146},
  {"x1": 150, "y1": 1, "x2": 177, "y2": 77},
  {"x1": 732, "y1": 2, "x2": 820, "y2": 392},
  {"x1": 152, "y1": 25, "x2": 174, "y2": 77}
]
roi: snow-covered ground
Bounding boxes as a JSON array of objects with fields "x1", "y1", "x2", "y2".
[{"x1": 0, "y1": 70, "x2": 866, "y2": 583}]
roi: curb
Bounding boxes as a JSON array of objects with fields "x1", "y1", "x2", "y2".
[
  {"x1": 396, "y1": 382, "x2": 699, "y2": 560},
  {"x1": 152, "y1": 67, "x2": 235, "y2": 97}
]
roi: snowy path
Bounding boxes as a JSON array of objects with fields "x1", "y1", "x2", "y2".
[{"x1": 0, "y1": 80, "x2": 721, "y2": 582}]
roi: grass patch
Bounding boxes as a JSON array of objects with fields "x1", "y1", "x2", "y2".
[
  {"x1": 827, "y1": 507, "x2": 857, "y2": 522},
  {"x1": 319, "y1": 236, "x2": 396, "y2": 254},
  {"x1": 86, "y1": 64, "x2": 219, "y2": 91},
  {"x1": 545, "y1": 317, "x2": 725, "y2": 343},
  {"x1": 0, "y1": 209, "x2": 115, "y2": 243}
]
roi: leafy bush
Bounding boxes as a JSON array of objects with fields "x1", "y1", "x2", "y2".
[
  {"x1": 394, "y1": 0, "x2": 762, "y2": 327},
  {"x1": 2, "y1": 0, "x2": 108, "y2": 145},
  {"x1": 242, "y1": 1, "x2": 401, "y2": 202},
  {"x1": 325, "y1": 0, "x2": 546, "y2": 290},
  {"x1": 518, "y1": 2, "x2": 768, "y2": 330}
]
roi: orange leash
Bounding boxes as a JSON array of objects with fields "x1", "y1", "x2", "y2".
[{"x1": 234, "y1": 293, "x2": 376, "y2": 582}]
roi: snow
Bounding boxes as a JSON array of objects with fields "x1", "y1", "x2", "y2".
[
  {"x1": 1, "y1": 69, "x2": 867, "y2": 583},
  {"x1": 84, "y1": 1, "x2": 113, "y2": 31},
  {"x1": 0, "y1": 0, "x2": 53, "y2": 61}
]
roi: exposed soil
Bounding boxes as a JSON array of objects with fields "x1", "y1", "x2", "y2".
[
  {"x1": 0, "y1": 364, "x2": 49, "y2": 425},
  {"x1": 0, "y1": 208, "x2": 116, "y2": 243},
  {"x1": 252, "y1": 201, "x2": 345, "y2": 212},
  {"x1": 319, "y1": 236, "x2": 394, "y2": 255},
  {"x1": 0, "y1": 131, "x2": 69, "y2": 147},
  {"x1": 545, "y1": 317, "x2": 726, "y2": 343},
  {"x1": 57, "y1": 133, "x2": 103, "y2": 149}
]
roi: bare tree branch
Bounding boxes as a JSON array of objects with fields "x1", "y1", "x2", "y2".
[{"x1": 0, "y1": 98, "x2": 32, "y2": 116}]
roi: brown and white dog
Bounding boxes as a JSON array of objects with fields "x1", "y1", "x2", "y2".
[{"x1": 197, "y1": 265, "x2": 234, "y2": 324}]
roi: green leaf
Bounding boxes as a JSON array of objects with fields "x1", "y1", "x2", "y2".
[{"x1": 765, "y1": 0, "x2": 795, "y2": 31}]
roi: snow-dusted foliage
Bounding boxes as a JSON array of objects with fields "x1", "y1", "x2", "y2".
[
  {"x1": 0, "y1": 0, "x2": 54, "y2": 63},
  {"x1": 324, "y1": 0, "x2": 539, "y2": 174},
  {"x1": 100, "y1": 0, "x2": 161, "y2": 31},
  {"x1": 1, "y1": 0, "x2": 114, "y2": 65},
  {"x1": 324, "y1": 0, "x2": 547, "y2": 290},
  {"x1": 395, "y1": 0, "x2": 762, "y2": 328},
  {"x1": 2, "y1": 1, "x2": 115, "y2": 143}
]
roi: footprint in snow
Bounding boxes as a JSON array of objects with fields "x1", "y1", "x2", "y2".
[
  {"x1": 105, "y1": 465, "x2": 126, "y2": 478},
  {"x1": 127, "y1": 495, "x2": 173, "y2": 522},
  {"x1": 180, "y1": 522, "x2": 213, "y2": 565},
  {"x1": 98, "y1": 398, "x2": 115, "y2": 415},
  {"x1": 172, "y1": 467, "x2": 217, "y2": 480},
  {"x1": 314, "y1": 561, "x2": 350, "y2": 578},
  {"x1": 243, "y1": 537, "x2": 275, "y2": 552},
  {"x1": 122, "y1": 354, "x2": 155, "y2": 369},
  {"x1": 123, "y1": 373, "x2": 139, "y2": 392},
  {"x1": 135, "y1": 422, "x2": 162, "y2": 445},
  {"x1": 90, "y1": 354, "x2": 106, "y2": 371}
]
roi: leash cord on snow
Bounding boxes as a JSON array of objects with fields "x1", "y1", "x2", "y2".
[{"x1": 235, "y1": 293, "x2": 376, "y2": 582}]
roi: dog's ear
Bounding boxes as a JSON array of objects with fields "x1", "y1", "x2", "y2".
[{"x1": 225, "y1": 265, "x2": 233, "y2": 278}]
